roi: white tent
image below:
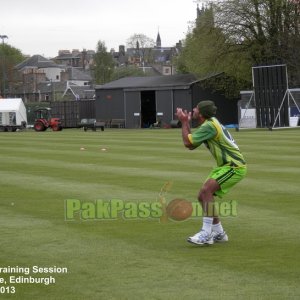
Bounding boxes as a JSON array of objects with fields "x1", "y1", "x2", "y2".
[{"x1": 0, "y1": 98, "x2": 27, "y2": 126}]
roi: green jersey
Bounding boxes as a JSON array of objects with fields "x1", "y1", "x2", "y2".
[{"x1": 188, "y1": 117, "x2": 246, "y2": 167}]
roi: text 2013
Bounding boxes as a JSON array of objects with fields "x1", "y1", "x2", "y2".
[{"x1": 0, "y1": 286, "x2": 16, "y2": 294}]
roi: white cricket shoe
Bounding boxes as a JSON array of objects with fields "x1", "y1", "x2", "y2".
[
  {"x1": 187, "y1": 230, "x2": 214, "y2": 245},
  {"x1": 211, "y1": 231, "x2": 229, "y2": 242}
]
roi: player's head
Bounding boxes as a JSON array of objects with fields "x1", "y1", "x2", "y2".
[{"x1": 196, "y1": 100, "x2": 217, "y2": 119}]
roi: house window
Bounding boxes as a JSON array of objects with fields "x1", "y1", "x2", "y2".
[{"x1": 56, "y1": 75, "x2": 59, "y2": 80}]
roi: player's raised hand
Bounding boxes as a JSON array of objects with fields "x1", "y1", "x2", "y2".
[{"x1": 176, "y1": 108, "x2": 191, "y2": 122}]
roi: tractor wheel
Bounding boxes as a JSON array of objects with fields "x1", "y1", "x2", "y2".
[{"x1": 34, "y1": 122, "x2": 46, "y2": 131}]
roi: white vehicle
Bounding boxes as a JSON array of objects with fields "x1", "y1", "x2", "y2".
[{"x1": 0, "y1": 98, "x2": 27, "y2": 131}]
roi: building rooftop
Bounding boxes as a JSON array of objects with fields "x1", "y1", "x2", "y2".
[{"x1": 96, "y1": 74, "x2": 200, "y2": 90}]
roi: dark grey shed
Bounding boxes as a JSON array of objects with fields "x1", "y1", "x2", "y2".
[{"x1": 95, "y1": 74, "x2": 238, "y2": 128}]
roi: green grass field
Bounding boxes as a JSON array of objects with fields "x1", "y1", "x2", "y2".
[{"x1": 0, "y1": 128, "x2": 300, "y2": 299}]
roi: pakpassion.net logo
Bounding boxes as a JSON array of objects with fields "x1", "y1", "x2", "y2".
[
  {"x1": 65, "y1": 181, "x2": 237, "y2": 222},
  {"x1": 64, "y1": 198, "x2": 238, "y2": 222}
]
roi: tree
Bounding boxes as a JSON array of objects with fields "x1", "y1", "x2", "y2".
[
  {"x1": 111, "y1": 65, "x2": 146, "y2": 80},
  {"x1": 176, "y1": 4, "x2": 252, "y2": 97},
  {"x1": 126, "y1": 34, "x2": 155, "y2": 65},
  {"x1": 126, "y1": 33, "x2": 155, "y2": 49},
  {"x1": 213, "y1": 0, "x2": 300, "y2": 85},
  {"x1": 0, "y1": 42, "x2": 25, "y2": 96},
  {"x1": 93, "y1": 41, "x2": 115, "y2": 84},
  {"x1": 176, "y1": 0, "x2": 300, "y2": 96}
]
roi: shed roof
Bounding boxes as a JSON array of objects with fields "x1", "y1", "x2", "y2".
[{"x1": 95, "y1": 74, "x2": 200, "y2": 91}]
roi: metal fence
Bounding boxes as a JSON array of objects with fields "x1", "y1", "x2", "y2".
[
  {"x1": 238, "y1": 89, "x2": 300, "y2": 128},
  {"x1": 50, "y1": 100, "x2": 96, "y2": 128}
]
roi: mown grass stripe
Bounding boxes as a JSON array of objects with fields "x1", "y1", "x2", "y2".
[{"x1": 0, "y1": 128, "x2": 300, "y2": 299}]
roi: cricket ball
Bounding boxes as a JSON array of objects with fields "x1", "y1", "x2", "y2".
[{"x1": 166, "y1": 198, "x2": 193, "y2": 221}]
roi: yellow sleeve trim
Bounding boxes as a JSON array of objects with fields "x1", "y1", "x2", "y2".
[
  {"x1": 187, "y1": 134, "x2": 193, "y2": 144},
  {"x1": 210, "y1": 118, "x2": 222, "y2": 140}
]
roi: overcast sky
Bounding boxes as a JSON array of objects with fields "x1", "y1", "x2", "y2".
[{"x1": 0, "y1": 0, "x2": 198, "y2": 58}]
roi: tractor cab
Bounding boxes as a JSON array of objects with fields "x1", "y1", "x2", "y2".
[
  {"x1": 34, "y1": 107, "x2": 62, "y2": 131},
  {"x1": 35, "y1": 107, "x2": 51, "y2": 120}
]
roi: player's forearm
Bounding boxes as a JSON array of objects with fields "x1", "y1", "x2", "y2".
[{"x1": 181, "y1": 121, "x2": 194, "y2": 149}]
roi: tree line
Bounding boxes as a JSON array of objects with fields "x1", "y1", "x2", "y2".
[{"x1": 176, "y1": 0, "x2": 300, "y2": 97}]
